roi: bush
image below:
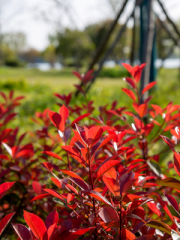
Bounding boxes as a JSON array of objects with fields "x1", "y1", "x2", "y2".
[
  {"x1": 0, "y1": 79, "x2": 27, "y2": 91},
  {"x1": 99, "y1": 66, "x2": 128, "y2": 78},
  {"x1": 5, "y1": 57, "x2": 24, "y2": 67},
  {"x1": 1, "y1": 63, "x2": 180, "y2": 239}
]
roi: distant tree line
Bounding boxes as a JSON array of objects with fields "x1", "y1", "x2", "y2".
[{"x1": 1, "y1": 18, "x2": 179, "y2": 68}]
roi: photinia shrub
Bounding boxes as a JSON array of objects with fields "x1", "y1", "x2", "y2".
[
  {"x1": 1, "y1": 64, "x2": 180, "y2": 239},
  {"x1": 0, "y1": 181, "x2": 15, "y2": 237}
]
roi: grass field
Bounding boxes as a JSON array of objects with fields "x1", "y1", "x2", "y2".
[{"x1": 0, "y1": 66, "x2": 180, "y2": 131}]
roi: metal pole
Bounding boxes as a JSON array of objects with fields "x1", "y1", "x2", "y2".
[
  {"x1": 156, "y1": 0, "x2": 180, "y2": 38},
  {"x1": 85, "y1": 14, "x2": 133, "y2": 94},
  {"x1": 130, "y1": 3, "x2": 136, "y2": 66},
  {"x1": 75, "y1": 0, "x2": 130, "y2": 96},
  {"x1": 140, "y1": 0, "x2": 155, "y2": 102},
  {"x1": 155, "y1": 15, "x2": 180, "y2": 48},
  {"x1": 85, "y1": 0, "x2": 144, "y2": 94}
]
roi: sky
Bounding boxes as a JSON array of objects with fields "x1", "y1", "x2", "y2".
[{"x1": 2, "y1": 0, "x2": 180, "y2": 51}]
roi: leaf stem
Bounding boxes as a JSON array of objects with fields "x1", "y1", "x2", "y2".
[
  {"x1": 149, "y1": 119, "x2": 165, "y2": 144},
  {"x1": 64, "y1": 137, "x2": 71, "y2": 170},
  {"x1": 88, "y1": 147, "x2": 98, "y2": 240},
  {"x1": 119, "y1": 196, "x2": 122, "y2": 240}
]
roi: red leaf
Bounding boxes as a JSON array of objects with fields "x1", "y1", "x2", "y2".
[
  {"x1": 48, "y1": 110, "x2": 62, "y2": 130},
  {"x1": 122, "y1": 229, "x2": 136, "y2": 240},
  {"x1": 144, "y1": 96, "x2": 153, "y2": 104},
  {"x1": 119, "y1": 171, "x2": 135, "y2": 195},
  {"x1": 0, "y1": 92, "x2": 7, "y2": 101},
  {"x1": 99, "y1": 207, "x2": 119, "y2": 223},
  {"x1": 61, "y1": 146, "x2": 85, "y2": 166},
  {"x1": 59, "y1": 169, "x2": 84, "y2": 181},
  {"x1": 42, "y1": 162, "x2": 53, "y2": 172},
  {"x1": 15, "y1": 149, "x2": 33, "y2": 159},
  {"x1": 97, "y1": 134, "x2": 116, "y2": 150},
  {"x1": 142, "y1": 82, "x2": 157, "y2": 95},
  {"x1": 168, "y1": 105, "x2": 180, "y2": 114},
  {"x1": 122, "y1": 136, "x2": 136, "y2": 145},
  {"x1": 3, "y1": 113, "x2": 17, "y2": 125},
  {"x1": 51, "y1": 177, "x2": 62, "y2": 188},
  {"x1": 67, "y1": 193, "x2": 75, "y2": 204},
  {"x1": 156, "y1": 196, "x2": 174, "y2": 223},
  {"x1": 121, "y1": 63, "x2": 133, "y2": 75},
  {"x1": 47, "y1": 223, "x2": 56, "y2": 240},
  {"x1": 0, "y1": 154, "x2": 9, "y2": 161},
  {"x1": 103, "y1": 174, "x2": 120, "y2": 196},
  {"x1": 147, "y1": 202, "x2": 161, "y2": 217},
  {"x1": 23, "y1": 211, "x2": 47, "y2": 240},
  {"x1": 123, "y1": 77, "x2": 136, "y2": 88},
  {"x1": 74, "y1": 84, "x2": 85, "y2": 94},
  {"x1": 82, "y1": 190, "x2": 113, "y2": 207},
  {"x1": 84, "y1": 69, "x2": 94, "y2": 83},
  {"x1": 9, "y1": 90, "x2": 14, "y2": 99},
  {"x1": 100, "y1": 221, "x2": 119, "y2": 229},
  {"x1": 0, "y1": 182, "x2": 15, "y2": 200},
  {"x1": 61, "y1": 227, "x2": 95, "y2": 240},
  {"x1": 43, "y1": 189, "x2": 64, "y2": 201},
  {"x1": 84, "y1": 126, "x2": 103, "y2": 147},
  {"x1": 122, "y1": 88, "x2": 136, "y2": 101},
  {"x1": 70, "y1": 178, "x2": 89, "y2": 190},
  {"x1": 132, "y1": 103, "x2": 139, "y2": 113},
  {"x1": 159, "y1": 134, "x2": 175, "y2": 152},
  {"x1": 12, "y1": 223, "x2": 33, "y2": 240},
  {"x1": 174, "y1": 152, "x2": 180, "y2": 176},
  {"x1": 138, "y1": 104, "x2": 147, "y2": 118},
  {"x1": 59, "y1": 105, "x2": 69, "y2": 132},
  {"x1": 165, "y1": 193, "x2": 179, "y2": 214},
  {"x1": 1, "y1": 128, "x2": 12, "y2": 140},
  {"x1": 71, "y1": 113, "x2": 91, "y2": 127},
  {"x1": 32, "y1": 181, "x2": 42, "y2": 195},
  {"x1": 45, "y1": 210, "x2": 59, "y2": 229},
  {"x1": 72, "y1": 71, "x2": 82, "y2": 80},
  {"x1": 65, "y1": 183, "x2": 78, "y2": 195},
  {"x1": 73, "y1": 128, "x2": 87, "y2": 147},
  {"x1": 80, "y1": 147, "x2": 89, "y2": 163},
  {"x1": 151, "y1": 104, "x2": 163, "y2": 115},
  {"x1": 134, "y1": 63, "x2": 146, "y2": 83},
  {"x1": 0, "y1": 212, "x2": 15, "y2": 236},
  {"x1": 42, "y1": 151, "x2": 62, "y2": 161},
  {"x1": 31, "y1": 194, "x2": 50, "y2": 202},
  {"x1": 97, "y1": 160, "x2": 120, "y2": 179},
  {"x1": 14, "y1": 96, "x2": 25, "y2": 102}
]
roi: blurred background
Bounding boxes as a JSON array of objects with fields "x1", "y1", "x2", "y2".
[
  {"x1": 1, "y1": 0, "x2": 180, "y2": 69},
  {"x1": 0, "y1": 0, "x2": 180, "y2": 130}
]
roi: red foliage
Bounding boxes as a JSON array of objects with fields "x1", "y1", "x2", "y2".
[{"x1": 1, "y1": 65, "x2": 180, "y2": 239}]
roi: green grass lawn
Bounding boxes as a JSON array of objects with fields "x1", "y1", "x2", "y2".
[{"x1": 0, "y1": 66, "x2": 180, "y2": 131}]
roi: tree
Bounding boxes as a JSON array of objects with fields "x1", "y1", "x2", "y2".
[
  {"x1": 21, "y1": 48, "x2": 41, "y2": 63},
  {"x1": 42, "y1": 36, "x2": 58, "y2": 68},
  {"x1": 2, "y1": 32, "x2": 27, "y2": 54},
  {"x1": 55, "y1": 28, "x2": 95, "y2": 68}
]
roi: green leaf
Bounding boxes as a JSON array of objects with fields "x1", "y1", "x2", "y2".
[
  {"x1": 146, "y1": 220, "x2": 171, "y2": 235},
  {"x1": 147, "y1": 160, "x2": 161, "y2": 177},
  {"x1": 157, "y1": 177, "x2": 180, "y2": 190},
  {"x1": 53, "y1": 198, "x2": 66, "y2": 207}
]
